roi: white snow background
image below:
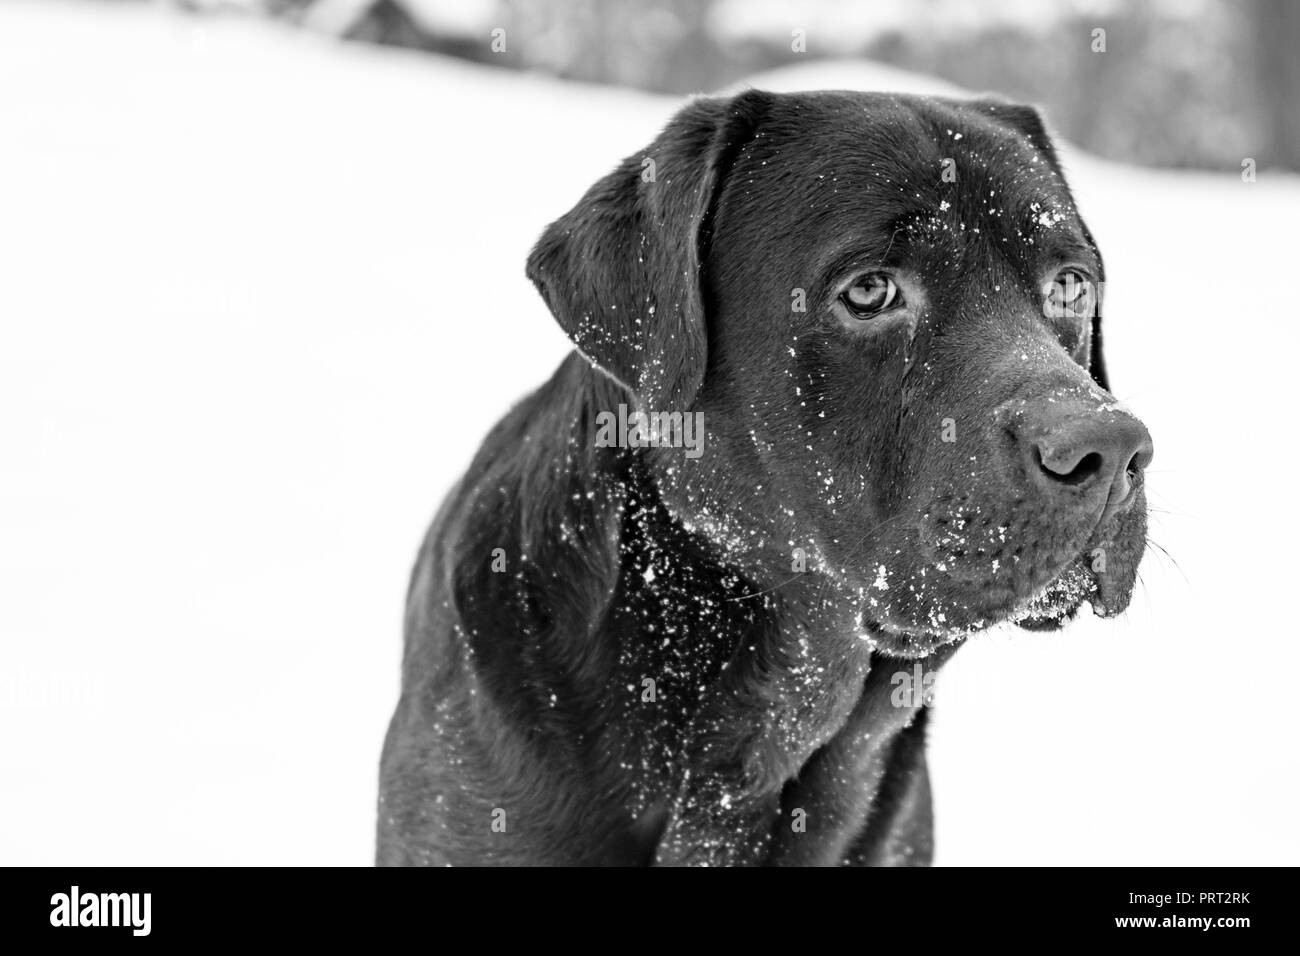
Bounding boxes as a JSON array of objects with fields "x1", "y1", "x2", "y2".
[{"x1": 2, "y1": 1, "x2": 1297, "y2": 865}]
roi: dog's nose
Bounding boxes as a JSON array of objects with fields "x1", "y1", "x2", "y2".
[{"x1": 1026, "y1": 409, "x2": 1153, "y2": 523}]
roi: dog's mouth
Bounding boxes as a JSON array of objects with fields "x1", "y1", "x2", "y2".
[
  {"x1": 1009, "y1": 504, "x2": 1148, "y2": 631},
  {"x1": 854, "y1": 504, "x2": 1147, "y2": 653},
  {"x1": 860, "y1": 550, "x2": 1114, "y2": 651},
  {"x1": 860, "y1": 556, "x2": 1099, "y2": 651}
]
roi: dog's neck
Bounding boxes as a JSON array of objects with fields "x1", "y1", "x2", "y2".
[
  {"x1": 487, "y1": 356, "x2": 943, "y2": 800},
  {"x1": 437, "y1": 354, "x2": 963, "y2": 862}
]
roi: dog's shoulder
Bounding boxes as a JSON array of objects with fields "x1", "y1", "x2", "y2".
[{"x1": 402, "y1": 351, "x2": 631, "y2": 690}]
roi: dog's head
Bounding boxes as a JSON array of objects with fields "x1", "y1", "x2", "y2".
[{"x1": 528, "y1": 89, "x2": 1153, "y2": 656}]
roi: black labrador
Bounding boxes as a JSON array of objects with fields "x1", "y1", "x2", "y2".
[{"x1": 377, "y1": 89, "x2": 1153, "y2": 866}]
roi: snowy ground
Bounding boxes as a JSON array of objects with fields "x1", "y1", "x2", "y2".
[{"x1": 2, "y1": 1, "x2": 1297, "y2": 866}]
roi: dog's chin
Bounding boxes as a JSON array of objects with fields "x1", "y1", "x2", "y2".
[
  {"x1": 1008, "y1": 558, "x2": 1098, "y2": 632},
  {"x1": 862, "y1": 556, "x2": 1103, "y2": 652},
  {"x1": 857, "y1": 616, "x2": 962, "y2": 659}
]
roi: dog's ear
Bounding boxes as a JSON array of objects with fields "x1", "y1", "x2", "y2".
[
  {"x1": 963, "y1": 98, "x2": 1110, "y2": 391},
  {"x1": 527, "y1": 90, "x2": 772, "y2": 412},
  {"x1": 968, "y1": 100, "x2": 1057, "y2": 157}
]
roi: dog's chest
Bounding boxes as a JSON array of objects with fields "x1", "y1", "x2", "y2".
[{"x1": 605, "y1": 562, "x2": 873, "y2": 802}]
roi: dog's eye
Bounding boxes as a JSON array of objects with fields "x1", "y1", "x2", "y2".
[
  {"x1": 842, "y1": 273, "x2": 901, "y2": 318},
  {"x1": 1046, "y1": 269, "x2": 1095, "y2": 318}
]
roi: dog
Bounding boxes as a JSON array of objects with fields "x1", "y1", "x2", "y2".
[{"x1": 376, "y1": 89, "x2": 1154, "y2": 866}]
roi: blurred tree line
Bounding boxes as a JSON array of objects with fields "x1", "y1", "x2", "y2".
[{"x1": 181, "y1": 0, "x2": 1300, "y2": 172}]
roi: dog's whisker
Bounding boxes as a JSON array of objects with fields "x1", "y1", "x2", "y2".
[
  {"x1": 725, "y1": 571, "x2": 806, "y2": 602},
  {"x1": 1143, "y1": 536, "x2": 1189, "y2": 586}
]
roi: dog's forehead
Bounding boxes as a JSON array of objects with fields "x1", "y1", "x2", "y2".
[
  {"x1": 722, "y1": 91, "x2": 1088, "y2": 265},
  {"x1": 764, "y1": 91, "x2": 1050, "y2": 181}
]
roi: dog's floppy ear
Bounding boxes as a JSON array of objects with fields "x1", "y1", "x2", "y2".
[
  {"x1": 527, "y1": 90, "x2": 771, "y2": 412},
  {"x1": 963, "y1": 98, "x2": 1110, "y2": 391}
]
